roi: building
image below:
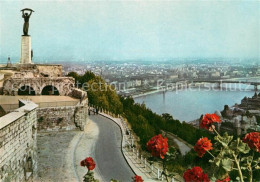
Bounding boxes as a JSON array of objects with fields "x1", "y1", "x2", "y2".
[{"x1": 240, "y1": 92, "x2": 260, "y2": 110}]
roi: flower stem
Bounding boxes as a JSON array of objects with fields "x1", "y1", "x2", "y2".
[
  {"x1": 162, "y1": 160, "x2": 169, "y2": 182},
  {"x1": 233, "y1": 153, "x2": 244, "y2": 182},
  {"x1": 249, "y1": 151, "x2": 255, "y2": 182},
  {"x1": 249, "y1": 165, "x2": 253, "y2": 182},
  {"x1": 207, "y1": 150, "x2": 215, "y2": 159},
  {"x1": 212, "y1": 127, "x2": 221, "y2": 138}
]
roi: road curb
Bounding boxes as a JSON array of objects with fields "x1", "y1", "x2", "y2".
[{"x1": 73, "y1": 132, "x2": 84, "y2": 182}]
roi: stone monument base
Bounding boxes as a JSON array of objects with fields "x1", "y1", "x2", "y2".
[{"x1": 20, "y1": 36, "x2": 32, "y2": 64}]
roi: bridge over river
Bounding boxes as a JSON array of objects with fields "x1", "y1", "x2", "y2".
[{"x1": 192, "y1": 80, "x2": 260, "y2": 91}]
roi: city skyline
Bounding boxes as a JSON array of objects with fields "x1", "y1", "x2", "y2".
[{"x1": 0, "y1": 0, "x2": 259, "y2": 62}]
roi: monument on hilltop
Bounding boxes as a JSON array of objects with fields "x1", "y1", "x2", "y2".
[
  {"x1": 20, "y1": 8, "x2": 34, "y2": 64},
  {"x1": 1, "y1": 9, "x2": 75, "y2": 96}
]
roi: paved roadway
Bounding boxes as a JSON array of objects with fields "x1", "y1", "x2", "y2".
[{"x1": 89, "y1": 114, "x2": 135, "y2": 181}]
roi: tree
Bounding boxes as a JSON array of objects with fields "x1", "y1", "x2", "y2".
[{"x1": 162, "y1": 113, "x2": 174, "y2": 121}]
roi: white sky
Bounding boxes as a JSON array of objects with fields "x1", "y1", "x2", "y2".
[{"x1": 0, "y1": 0, "x2": 259, "y2": 61}]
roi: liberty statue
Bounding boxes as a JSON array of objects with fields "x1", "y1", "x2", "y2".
[{"x1": 21, "y1": 8, "x2": 34, "y2": 36}]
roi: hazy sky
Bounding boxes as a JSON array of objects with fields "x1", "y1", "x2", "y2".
[{"x1": 0, "y1": 0, "x2": 259, "y2": 62}]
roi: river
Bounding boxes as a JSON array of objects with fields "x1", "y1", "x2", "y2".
[{"x1": 134, "y1": 84, "x2": 256, "y2": 122}]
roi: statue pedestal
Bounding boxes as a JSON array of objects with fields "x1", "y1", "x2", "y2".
[{"x1": 20, "y1": 36, "x2": 32, "y2": 64}]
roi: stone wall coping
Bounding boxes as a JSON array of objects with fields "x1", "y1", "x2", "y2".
[
  {"x1": 35, "y1": 64, "x2": 62, "y2": 66},
  {"x1": 72, "y1": 88, "x2": 83, "y2": 92},
  {"x1": 0, "y1": 99, "x2": 38, "y2": 130},
  {"x1": 9, "y1": 77, "x2": 73, "y2": 80},
  {"x1": 0, "y1": 63, "x2": 61, "y2": 67}
]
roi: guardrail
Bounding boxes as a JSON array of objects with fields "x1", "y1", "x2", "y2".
[{"x1": 89, "y1": 104, "x2": 178, "y2": 182}]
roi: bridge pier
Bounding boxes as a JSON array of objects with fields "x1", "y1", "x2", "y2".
[
  {"x1": 254, "y1": 85, "x2": 258, "y2": 92},
  {"x1": 217, "y1": 82, "x2": 221, "y2": 89}
]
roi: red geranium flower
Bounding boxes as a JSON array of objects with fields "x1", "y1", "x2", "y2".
[
  {"x1": 80, "y1": 160, "x2": 85, "y2": 166},
  {"x1": 133, "y1": 175, "x2": 144, "y2": 182},
  {"x1": 183, "y1": 166, "x2": 209, "y2": 182},
  {"x1": 194, "y1": 137, "x2": 213, "y2": 157},
  {"x1": 216, "y1": 176, "x2": 230, "y2": 182},
  {"x1": 243, "y1": 132, "x2": 260, "y2": 153},
  {"x1": 80, "y1": 157, "x2": 96, "y2": 170},
  {"x1": 200, "y1": 113, "x2": 221, "y2": 130},
  {"x1": 147, "y1": 134, "x2": 168, "y2": 159}
]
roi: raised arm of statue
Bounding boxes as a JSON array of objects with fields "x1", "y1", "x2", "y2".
[
  {"x1": 21, "y1": 8, "x2": 34, "y2": 17},
  {"x1": 21, "y1": 8, "x2": 34, "y2": 36}
]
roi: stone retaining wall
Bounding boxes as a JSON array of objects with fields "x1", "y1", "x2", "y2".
[
  {"x1": 37, "y1": 105, "x2": 88, "y2": 131},
  {"x1": 37, "y1": 89, "x2": 88, "y2": 131},
  {"x1": 0, "y1": 100, "x2": 38, "y2": 182}
]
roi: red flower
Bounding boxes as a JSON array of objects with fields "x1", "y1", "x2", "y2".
[
  {"x1": 133, "y1": 175, "x2": 144, "y2": 182},
  {"x1": 80, "y1": 157, "x2": 96, "y2": 170},
  {"x1": 216, "y1": 176, "x2": 230, "y2": 182},
  {"x1": 80, "y1": 160, "x2": 85, "y2": 166},
  {"x1": 183, "y1": 166, "x2": 210, "y2": 182},
  {"x1": 200, "y1": 113, "x2": 221, "y2": 130},
  {"x1": 243, "y1": 132, "x2": 260, "y2": 153},
  {"x1": 147, "y1": 134, "x2": 168, "y2": 159},
  {"x1": 194, "y1": 137, "x2": 213, "y2": 157}
]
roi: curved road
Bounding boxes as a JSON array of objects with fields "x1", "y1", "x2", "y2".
[{"x1": 90, "y1": 115, "x2": 134, "y2": 181}]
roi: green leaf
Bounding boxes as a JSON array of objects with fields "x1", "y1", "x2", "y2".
[
  {"x1": 241, "y1": 156, "x2": 253, "y2": 164},
  {"x1": 237, "y1": 143, "x2": 250, "y2": 154},
  {"x1": 214, "y1": 155, "x2": 222, "y2": 167},
  {"x1": 216, "y1": 167, "x2": 228, "y2": 180},
  {"x1": 230, "y1": 139, "x2": 250, "y2": 154},
  {"x1": 236, "y1": 176, "x2": 241, "y2": 181},
  {"x1": 210, "y1": 176, "x2": 217, "y2": 182},
  {"x1": 222, "y1": 147, "x2": 233, "y2": 156},
  {"x1": 221, "y1": 158, "x2": 233, "y2": 172},
  {"x1": 241, "y1": 166, "x2": 247, "y2": 170},
  {"x1": 215, "y1": 133, "x2": 233, "y2": 147}
]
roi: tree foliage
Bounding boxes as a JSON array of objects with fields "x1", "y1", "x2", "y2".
[{"x1": 68, "y1": 71, "x2": 122, "y2": 114}]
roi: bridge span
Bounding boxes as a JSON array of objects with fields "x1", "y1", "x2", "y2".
[{"x1": 192, "y1": 80, "x2": 259, "y2": 91}]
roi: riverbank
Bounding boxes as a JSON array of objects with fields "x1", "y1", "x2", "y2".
[{"x1": 132, "y1": 89, "x2": 165, "y2": 98}]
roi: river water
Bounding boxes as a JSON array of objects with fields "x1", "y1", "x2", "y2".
[{"x1": 134, "y1": 84, "x2": 256, "y2": 122}]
